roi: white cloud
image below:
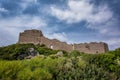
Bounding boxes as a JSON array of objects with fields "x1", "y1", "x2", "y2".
[
  {"x1": 0, "y1": 15, "x2": 47, "y2": 46},
  {"x1": 50, "y1": 0, "x2": 114, "y2": 25},
  {"x1": 0, "y1": 15, "x2": 47, "y2": 35},
  {"x1": 50, "y1": 0, "x2": 119, "y2": 35},
  {"x1": 20, "y1": 0, "x2": 38, "y2": 10},
  {"x1": 0, "y1": 15, "x2": 47, "y2": 38},
  {"x1": 50, "y1": 0, "x2": 93, "y2": 23},
  {"x1": 45, "y1": 32, "x2": 68, "y2": 42},
  {"x1": 50, "y1": 0, "x2": 115, "y2": 32},
  {"x1": 0, "y1": 7, "x2": 8, "y2": 12},
  {"x1": 0, "y1": 15, "x2": 46, "y2": 29},
  {"x1": 51, "y1": 0, "x2": 117, "y2": 34}
]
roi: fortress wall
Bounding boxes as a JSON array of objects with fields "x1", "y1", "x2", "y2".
[
  {"x1": 50, "y1": 39, "x2": 73, "y2": 51},
  {"x1": 40, "y1": 37, "x2": 73, "y2": 51},
  {"x1": 88, "y1": 42, "x2": 106, "y2": 53},
  {"x1": 74, "y1": 43, "x2": 91, "y2": 53},
  {"x1": 40, "y1": 36, "x2": 53, "y2": 47},
  {"x1": 103, "y1": 43, "x2": 109, "y2": 52},
  {"x1": 18, "y1": 30, "x2": 109, "y2": 53},
  {"x1": 74, "y1": 42, "x2": 108, "y2": 54}
]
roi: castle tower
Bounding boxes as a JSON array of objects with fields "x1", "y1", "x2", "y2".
[{"x1": 18, "y1": 29, "x2": 43, "y2": 45}]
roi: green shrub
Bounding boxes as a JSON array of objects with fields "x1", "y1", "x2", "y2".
[
  {"x1": 0, "y1": 44, "x2": 36, "y2": 60},
  {"x1": 37, "y1": 47, "x2": 58, "y2": 56},
  {"x1": 0, "y1": 44, "x2": 59, "y2": 60},
  {"x1": 67, "y1": 50, "x2": 84, "y2": 57}
]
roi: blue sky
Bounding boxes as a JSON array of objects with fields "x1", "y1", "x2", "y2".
[{"x1": 0, "y1": 0, "x2": 120, "y2": 50}]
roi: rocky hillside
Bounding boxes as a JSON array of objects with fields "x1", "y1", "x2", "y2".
[{"x1": 0, "y1": 44, "x2": 59, "y2": 60}]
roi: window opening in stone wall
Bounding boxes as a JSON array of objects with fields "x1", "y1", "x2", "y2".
[
  {"x1": 85, "y1": 45, "x2": 90, "y2": 49},
  {"x1": 96, "y1": 51, "x2": 98, "y2": 53},
  {"x1": 50, "y1": 45, "x2": 53, "y2": 49}
]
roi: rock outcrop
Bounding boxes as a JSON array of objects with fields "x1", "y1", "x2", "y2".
[{"x1": 18, "y1": 48, "x2": 39, "y2": 59}]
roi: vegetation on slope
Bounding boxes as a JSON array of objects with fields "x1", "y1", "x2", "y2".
[
  {"x1": 0, "y1": 44, "x2": 120, "y2": 80},
  {"x1": 0, "y1": 44, "x2": 59, "y2": 60}
]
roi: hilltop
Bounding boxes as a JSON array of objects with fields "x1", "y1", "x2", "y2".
[{"x1": 0, "y1": 43, "x2": 120, "y2": 80}]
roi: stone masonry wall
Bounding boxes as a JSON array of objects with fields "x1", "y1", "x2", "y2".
[
  {"x1": 73, "y1": 42, "x2": 109, "y2": 54},
  {"x1": 18, "y1": 29, "x2": 109, "y2": 53},
  {"x1": 18, "y1": 30, "x2": 43, "y2": 45},
  {"x1": 40, "y1": 37, "x2": 73, "y2": 51}
]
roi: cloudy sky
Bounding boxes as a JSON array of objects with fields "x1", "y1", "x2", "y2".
[{"x1": 0, "y1": 0, "x2": 120, "y2": 50}]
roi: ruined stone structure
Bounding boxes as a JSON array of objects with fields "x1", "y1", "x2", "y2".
[{"x1": 18, "y1": 29, "x2": 109, "y2": 54}]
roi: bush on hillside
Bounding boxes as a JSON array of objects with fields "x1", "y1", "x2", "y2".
[
  {"x1": 0, "y1": 44, "x2": 36, "y2": 60},
  {"x1": 0, "y1": 44, "x2": 60, "y2": 60},
  {"x1": 0, "y1": 44, "x2": 120, "y2": 80}
]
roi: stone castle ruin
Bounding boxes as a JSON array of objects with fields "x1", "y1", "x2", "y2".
[{"x1": 18, "y1": 29, "x2": 109, "y2": 54}]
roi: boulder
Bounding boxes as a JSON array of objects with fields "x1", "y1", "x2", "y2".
[
  {"x1": 56, "y1": 51, "x2": 63, "y2": 57},
  {"x1": 28, "y1": 48, "x2": 39, "y2": 56},
  {"x1": 18, "y1": 47, "x2": 39, "y2": 59}
]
